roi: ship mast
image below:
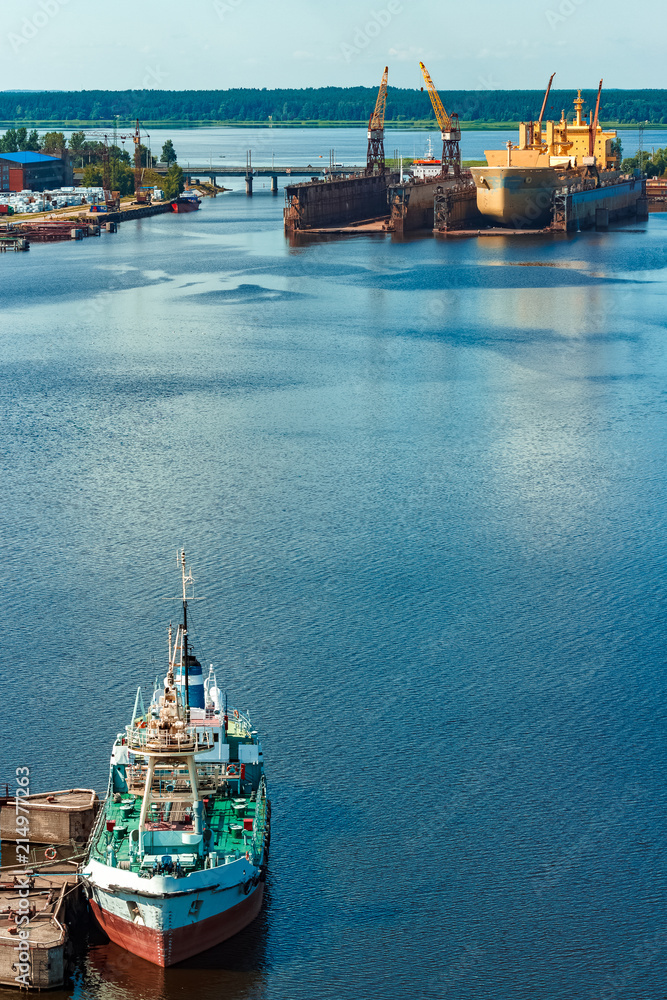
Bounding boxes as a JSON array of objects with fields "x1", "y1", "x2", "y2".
[{"x1": 179, "y1": 548, "x2": 192, "y2": 719}]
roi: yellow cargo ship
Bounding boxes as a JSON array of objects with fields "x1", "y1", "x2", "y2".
[{"x1": 469, "y1": 88, "x2": 620, "y2": 227}]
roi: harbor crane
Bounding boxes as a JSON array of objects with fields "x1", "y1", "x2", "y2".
[
  {"x1": 76, "y1": 129, "x2": 117, "y2": 207},
  {"x1": 366, "y1": 66, "x2": 388, "y2": 174},
  {"x1": 79, "y1": 122, "x2": 151, "y2": 207},
  {"x1": 132, "y1": 119, "x2": 152, "y2": 205},
  {"x1": 525, "y1": 72, "x2": 556, "y2": 149},
  {"x1": 419, "y1": 61, "x2": 461, "y2": 177},
  {"x1": 588, "y1": 79, "x2": 603, "y2": 157},
  {"x1": 538, "y1": 72, "x2": 556, "y2": 130}
]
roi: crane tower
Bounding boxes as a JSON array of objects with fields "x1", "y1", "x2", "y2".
[
  {"x1": 366, "y1": 66, "x2": 388, "y2": 175},
  {"x1": 133, "y1": 119, "x2": 151, "y2": 204},
  {"x1": 419, "y1": 62, "x2": 461, "y2": 178}
]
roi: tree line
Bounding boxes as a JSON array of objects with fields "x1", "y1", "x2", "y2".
[{"x1": 1, "y1": 88, "x2": 667, "y2": 125}]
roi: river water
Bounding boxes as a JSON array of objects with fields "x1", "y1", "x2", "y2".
[
  {"x1": 1, "y1": 159, "x2": 666, "y2": 999},
  {"x1": 50, "y1": 124, "x2": 667, "y2": 169}
]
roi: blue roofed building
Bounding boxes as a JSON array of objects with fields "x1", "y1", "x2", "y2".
[{"x1": 0, "y1": 151, "x2": 73, "y2": 192}]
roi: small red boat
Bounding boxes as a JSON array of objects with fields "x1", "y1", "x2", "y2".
[{"x1": 172, "y1": 194, "x2": 200, "y2": 213}]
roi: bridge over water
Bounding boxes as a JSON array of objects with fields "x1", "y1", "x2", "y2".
[{"x1": 151, "y1": 162, "x2": 364, "y2": 194}]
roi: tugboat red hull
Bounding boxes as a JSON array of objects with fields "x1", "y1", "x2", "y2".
[
  {"x1": 171, "y1": 197, "x2": 200, "y2": 213},
  {"x1": 89, "y1": 883, "x2": 264, "y2": 967}
]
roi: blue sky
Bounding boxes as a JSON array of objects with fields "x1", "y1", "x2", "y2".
[{"x1": 1, "y1": 0, "x2": 663, "y2": 91}]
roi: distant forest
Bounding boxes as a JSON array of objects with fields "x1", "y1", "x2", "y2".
[{"x1": 1, "y1": 88, "x2": 667, "y2": 126}]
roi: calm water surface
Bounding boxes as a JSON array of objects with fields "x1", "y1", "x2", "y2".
[{"x1": 1, "y1": 184, "x2": 666, "y2": 999}]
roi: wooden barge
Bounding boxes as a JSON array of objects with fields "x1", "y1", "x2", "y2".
[{"x1": 0, "y1": 789, "x2": 99, "y2": 846}]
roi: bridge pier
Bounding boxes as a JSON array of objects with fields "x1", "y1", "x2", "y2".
[
  {"x1": 271, "y1": 175, "x2": 278, "y2": 195},
  {"x1": 245, "y1": 174, "x2": 253, "y2": 196},
  {"x1": 210, "y1": 175, "x2": 218, "y2": 188}
]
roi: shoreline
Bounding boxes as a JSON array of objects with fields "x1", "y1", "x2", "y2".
[{"x1": 1, "y1": 121, "x2": 666, "y2": 131}]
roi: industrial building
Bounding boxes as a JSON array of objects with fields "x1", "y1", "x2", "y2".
[{"x1": 0, "y1": 151, "x2": 72, "y2": 192}]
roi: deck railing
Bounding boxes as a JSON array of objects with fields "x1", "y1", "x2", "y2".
[
  {"x1": 126, "y1": 725, "x2": 213, "y2": 753},
  {"x1": 126, "y1": 760, "x2": 245, "y2": 793}
]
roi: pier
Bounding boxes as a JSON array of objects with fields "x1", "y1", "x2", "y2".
[
  {"x1": 0, "y1": 199, "x2": 184, "y2": 248},
  {"x1": 152, "y1": 162, "x2": 363, "y2": 196}
]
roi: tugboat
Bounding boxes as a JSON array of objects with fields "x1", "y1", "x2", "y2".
[
  {"x1": 171, "y1": 192, "x2": 201, "y2": 213},
  {"x1": 81, "y1": 552, "x2": 269, "y2": 967}
]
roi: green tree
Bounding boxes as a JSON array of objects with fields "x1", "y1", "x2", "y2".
[
  {"x1": 0, "y1": 128, "x2": 19, "y2": 153},
  {"x1": 82, "y1": 164, "x2": 103, "y2": 186},
  {"x1": 160, "y1": 139, "x2": 177, "y2": 166},
  {"x1": 161, "y1": 163, "x2": 184, "y2": 199},
  {"x1": 81, "y1": 140, "x2": 105, "y2": 164},
  {"x1": 68, "y1": 130, "x2": 88, "y2": 157},
  {"x1": 113, "y1": 164, "x2": 135, "y2": 196},
  {"x1": 41, "y1": 131, "x2": 66, "y2": 154},
  {"x1": 13, "y1": 127, "x2": 40, "y2": 151},
  {"x1": 87, "y1": 162, "x2": 135, "y2": 195},
  {"x1": 108, "y1": 144, "x2": 131, "y2": 165}
]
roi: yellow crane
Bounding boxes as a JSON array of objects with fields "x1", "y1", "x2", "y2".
[
  {"x1": 419, "y1": 61, "x2": 461, "y2": 177},
  {"x1": 366, "y1": 66, "x2": 389, "y2": 174}
]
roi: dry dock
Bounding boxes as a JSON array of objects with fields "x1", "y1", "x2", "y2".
[
  {"x1": 284, "y1": 173, "x2": 394, "y2": 231},
  {"x1": 388, "y1": 173, "x2": 477, "y2": 233},
  {"x1": 432, "y1": 176, "x2": 648, "y2": 235}
]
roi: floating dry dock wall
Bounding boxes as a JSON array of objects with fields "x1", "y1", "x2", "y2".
[
  {"x1": 388, "y1": 173, "x2": 476, "y2": 233},
  {"x1": 433, "y1": 184, "x2": 483, "y2": 232},
  {"x1": 432, "y1": 176, "x2": 647, "y2": 235},
  {"x1": 284, "y1": 173, "x2": 392, "y2": 231},
  {"x1": 554, "y1": 177, "x2": 647, "y2": 230}
]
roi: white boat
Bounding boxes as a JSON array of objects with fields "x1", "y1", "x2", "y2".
[{"x1": 80, "y1": 552, "x2": 270, "y2": 966}]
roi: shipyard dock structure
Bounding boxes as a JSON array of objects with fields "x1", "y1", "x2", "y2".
[
  {"x1": 285, "y1": 71, "x2": 650, "y2": 239},
  {"x1": 284, "y1": 172, "x2": 395, "y2": 231}
]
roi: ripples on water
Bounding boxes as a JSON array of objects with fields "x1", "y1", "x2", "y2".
[{"x1": 0, "y1": 184, "x2": 666, "y2": 1000}]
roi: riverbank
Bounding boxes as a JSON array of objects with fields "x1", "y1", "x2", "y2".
[{"x1": 2, "y1": 119, "x2": 667, "y2": 130}]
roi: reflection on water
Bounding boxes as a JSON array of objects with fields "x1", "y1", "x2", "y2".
[{"x1": 82, "y1": 891, "x2": 270, "y2": 1000}]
